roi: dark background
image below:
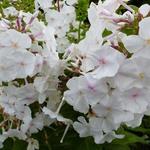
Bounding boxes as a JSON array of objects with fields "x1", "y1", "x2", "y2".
[
  {"x1": 90, "y1": 0, "x2": 150, "y2": 6},
  {"x1": 129, "y1": 0, "x2": 150, "y2": 6}
]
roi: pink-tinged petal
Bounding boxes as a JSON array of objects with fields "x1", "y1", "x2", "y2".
[
  {"x1": 139, "y1": 17, "x2": 150, "y2": 40},
  {"x1": 122, "y1": 35, "x2": 145, "y2": 53}
]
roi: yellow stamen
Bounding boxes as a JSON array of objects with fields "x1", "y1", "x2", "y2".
[{"x1": 139, "y1": 72, "x2": 144, "y2": 80}]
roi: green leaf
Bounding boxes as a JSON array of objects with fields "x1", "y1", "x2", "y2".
[
  {"x1": 127, "y1": 127, "x2": 150, "y2": 134},
  {"x1": 12, "y1": 140, "x2": 27, "y2": 150},
  {"x1": 104, "y1": 144, "x2": 130, "y2": 150},
  {"x1": 113, "y1": 130, "x2": 147, "y2": 145},
  {"x1": 76, "y1": 0, "x2": 89, "y2": 21},
  {"x1": 1, "y1": 138, "x2": 13, "y2": 150},
  {"x1": 76, "y1": 138, "x2": 103, "y2": 150}
]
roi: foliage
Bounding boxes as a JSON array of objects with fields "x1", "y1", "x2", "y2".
[{"x1": 0, "y1": 0, "x2": 150, "y2": 150}]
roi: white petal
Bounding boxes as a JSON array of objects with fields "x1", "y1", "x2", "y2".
[
  {"x1": 139, "y1": 4, "x2": 150, "y2": 17},
  {"x1": 139, "y1": 17, "x2": 150, "y2": 40},
  {"x1": 122, "y1": 35, "x2": 145, "y2": 53}
]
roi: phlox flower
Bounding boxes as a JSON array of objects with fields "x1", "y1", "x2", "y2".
[
  {"x1": 139, "y1": 4, "x2": 150, "y2": 17},
  {"x1": 92, "y1": 94, "x2": 134, "y2": 132},
  {"x1": 0, "y1": 50, "x2": 35, "y2": 81},
  {"x1": 119, "y1": 87, "x2": 149, "y2": 114},
  {"x1": 64, "y1": 75, "x2": 108, "y2": 113},
  {"x1": 27, "y1": 138, "x2": 39, "y2": 150},
  {"x1": 73, "y1": 116, "x2": 124, "y2": 144},
  {"x1": 122, "y1": 17, "x2": 150, "y2": 58},
  {"x1": 114, "y1": 57, "x2": 150, "y2": 90},
  {"x1": 81, "y1": 45, "x2": 125, "y2": 79},
  {"x1": 0, "y1": 29, "x2": 31, "y2": 51}
]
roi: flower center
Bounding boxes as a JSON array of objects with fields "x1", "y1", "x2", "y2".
[
  {"x1": 98, "y1": 58, "x2": 107, "y2": 65},
  {"x1": 87, "y1": 84, "x2": 96, "y2": 92},
  {"x1": 131, "y1": 93, "x2": 139, "y2": 99},
  {"x1": 11, "y1": 42, "x2": 19, "y2": 48},
  {"x1": 106, "y1": 107, "x2": 112, "y2": 112},
  {"x1": 139, "y1": 72, "x2": 144, "y2": 80},
  {"x1": 146, "y1": 39, "x2": 150, "y2": 45}
]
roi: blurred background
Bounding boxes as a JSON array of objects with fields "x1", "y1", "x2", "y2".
[
  {"x1": 129, "y1": 0, "x2": 150, "y2": 6},
  {"x1": 90, "y1": 0, "x2": 150, "y2": 5}
]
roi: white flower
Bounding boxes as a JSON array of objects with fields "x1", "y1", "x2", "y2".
[
  {"x1": 34, "y1": 75, "x2": 60, "y2": 104},
  {"x1": 35, "y1": 0, "x2": 53, "y2": 10},
  {"x1": 0, "y1": 50, "x2": 35, "y2": 81},
  {"x1": 96, "y1": 131, "x2": 124, "y2": 144},
  {"x1": 42, "y1": 107, "x2": 72, "y2": 124},
  {"x1": 46, "y1": 10, "x2": 63, "y2": 27},
  {"x1": 15, "y1": 84, "x2": 38, "y2": 105},
  {"x1": 64, "y1": 75, "x2": 108, "y2": 113},
  {"x1": 3, "y1": 6, "x2": 18, "y2": 17},
  {"x1": 0, "y1": 135, "x2": 6, "y2": 149},
  {"x1": 16, "y1": 106, "x2": 31, "y2": 121},
  {"x1": 0, "y1": 88, "x2": 25, "y2": 115},
  {"x1": 1, "y1": 0, "x2": 150, "y2": 145},
  {"x1": 0, "y1": 29, "x2": 31, "y2": 51},
  {"x1": 0, "y1": 84, "x2": 37, "y2": 117},
  {"x1": 88, "y1": 0, "x2": 133, "y2": 32},
  {"x1": 119, "y1": 87, "x2": 149, "y2": 114},
  {"x1": 126, "y1": 114, "x2": 144, "y2": 128},
  {"x1": 34, "y1": 76, "x2": 49, "y2": 94},
  {"x1": 81, "y1": 45, "x2": 125, "y2": 79},
  {"x1": 27, "y1": 138, "x2": 39, "y2": 150},
  {"x1": 43, "y1": 25, "x2": 57, "y2": 53},
  {"x1": 56, "y1": 37, "x2": 70, "y2": 53},
  {"x1": 115, "y1": 57, "x2": 150, "y2": 90},
  {"x1": 77, "y1": 25, "x2": 104, "y2": 54},
  {"x1": 0, "y1": 20, "x2": 10, "y2": 31},
  {"x1": 139, "y1": 4, "x2": 150, "y2": 17},
  {"x1": 73, "y1": 116, "x2": 124, "y2": 144},
  {"x1": 61, "y1": 5, "x2": 76, "y2": 23},
  {"x1": 92, "y1": 95, "x2": 134, "y2": 132},
  {"x1": 41, "y1": 48, "x2": 65, "y2": 76},
  {"x1": 73, "y1": 116, "x2": 105, "y2": 144},
  {"x1": 21, "y1": 113, "x2": 44, "y2": 134},
  {"x1": 122, "y1": 17, "x2": 150, "y2": 58},
  {"x1": 3, "y1": 129, "x2": 27, "y2": 140},
  {"x1": 30, "y1": 21, "x2": 56, "y2": 53},
  {"x1": 73, "y1": 116, "x2": 91, "y2": 137},
  {"x1": 122, "y1": 35, "x2": 145, "y2": 53},
  {"x1": 32, "y1": 54, "x2": 43, "y2": 75},
  {"x1": 65, "y1": 0, "x2": 77, "y2": 5},
  {"x1": 45, "y1": 10, "x2": 69, "y2": 38},
  {"x1": 101, "y1": 0, "x2": 130, "y2": 13}
]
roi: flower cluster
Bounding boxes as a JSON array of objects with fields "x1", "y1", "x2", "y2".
[{"x1": 0, "y1": 0, "x2": 150, "y2": 149}]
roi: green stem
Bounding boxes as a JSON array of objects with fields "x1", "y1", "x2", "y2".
[
  {"x1": 44, "y1": 130, "x2": 52, "y2": 150},
  {"x1": 78, "y1": 21, "x2": 82, "y2": 42}
]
